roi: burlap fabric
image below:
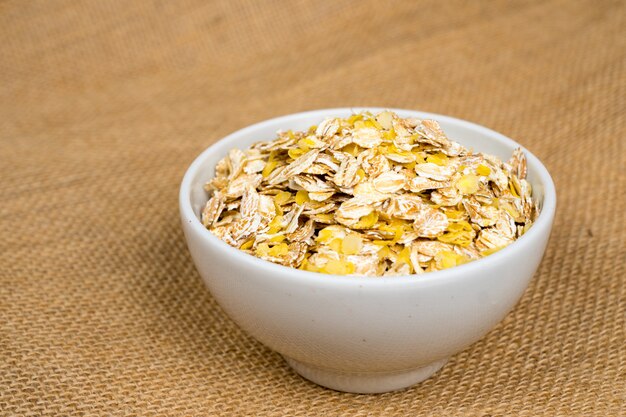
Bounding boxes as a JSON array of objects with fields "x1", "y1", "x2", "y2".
[{"x1": 1, "y1": 1, "x2": 624, "y2": 415}]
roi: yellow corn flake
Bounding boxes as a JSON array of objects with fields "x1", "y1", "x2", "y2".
[
  {"x1": 288, "y1": 148, "x2": 306, "y2": 159},
  {"x1": 268, "y1": 243, "x2": 289, "y2": 257},
  {"x1": 269, "y1": 234, "x2": 286, "y2": 243},
  {"x1": 509, "y1": 181, "x2": 520, "y2": 197},
  {"x1": 300, "y1": 257, "x2": 321, "y2": 272},
  {"x1": 435, "y1": 250, "x2": 467, "y2": 269},
  {"x1": 426, "y1": 152, "x2": 449, "y2": 166},
  {"x1": 274, "y1": 191, "x2": 292, "y2": 206},
  {"x1": 400, "y1": 161, "x2": 417, "y2": 170},
  {"x1": 379, "y1": 219, "x2": 410, "y2": 242},
  {"x1": 267, "y1": 215, "x2": 283, "y2": 234},
  {"x1": 314, "y1": 213, "x2": 334, "y2": 223},
  {"x1": 341, "y1": 233, "x2": 363, "y2": 255},
  {"x1": 329, "y1": 238, "x2": 342, "y2": 253},
  {"x1": 347, "y1": 114, "x2": 363, "y2": 126},
  {"x1": 322, "y1": 259, "x2": 356, "y2": 275},
  {"x1": 437, "y1": 221, "x2": 475, "y2": 247},
  {"x1": 477, "y1": 164, "x2": 491, "y2": 176},
  {"x1": 450, "y1": 221, "x2": 472, "y2": 232},
  {"x1": 382, "y1": 129, "x2": 397, "y2": 141},
  {"x1": 352, "y1": 211, "x2": 378, "y2": 229},
  {"x1": 380, "y1": 225, "x2": 404, "y2": 242},
  {"x1": 256, "y1": 242, "x2": 270, "y2": 257},
  {"x1": 262, "y1": 160, "x2": 278, "y2": 178},
  {"x1": 298, "y1": 137, "x2": 316, "y2": 148},
  {"x1": 397, "y1": 246, "x2": 412, "y2": 266},
  {"x1": 481, "y1": 246, "x2": 504, "y2": 256},
  {"x1": 412, "y1": 150, "x2": 427, "y2": 164},
  {"x1": 444, "y1": 208, "x2": 466, "y2": 219},
  {"x1": 365, "y1": 117, "x2": 382, "y2": 130},
  {"x1": 355, "y1": 168, "x2": 366, "y2": 183},
  {"x1": 295, "y1": 190, "x2": 310, "y2": 205},
  {"x1": 299, "y1": 257, "x2": 310, "y2": 270},
  {"x1": 316, "y1": 228, "x2": 334, "y2": 243},
  {"x1": 239, "y1": 239, "x2": 254, "y2": 250},
  {"x1": 204, "y1": 111, "x2": 538, "y2": 276},
  {"x1": 385, "y1": 146, "x2": 413, "y2": 158},
  {"x1": 377, "y1": 245, "x2": 392, "y2": 259},
  {"x1": 342, "y1": 143, "x2": 361, "y2": 156},
  {"x1": 455, "y1": 174, "x2": 479, "y2": 195}
]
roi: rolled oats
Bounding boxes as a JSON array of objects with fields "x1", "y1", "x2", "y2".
[{"x1": 201, "y1": 111, "x2": 539, "y2": 276}]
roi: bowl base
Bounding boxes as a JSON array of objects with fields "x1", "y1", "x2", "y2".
[{"x1": 283, "y1": 356, "x2": 448, "y2": 394}]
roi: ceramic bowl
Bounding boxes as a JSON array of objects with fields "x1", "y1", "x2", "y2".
[{"x1": 179, "y1": 108, "x2": 556, "y2": 393}]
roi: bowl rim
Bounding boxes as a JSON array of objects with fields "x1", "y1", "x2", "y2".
[{"x1": 180, "y1": 107, "x2": 556, "y2": 286}]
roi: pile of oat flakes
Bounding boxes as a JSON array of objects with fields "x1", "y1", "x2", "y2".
[{"x1": 202, "y1": 111, "x2": 537, "y2": 276}]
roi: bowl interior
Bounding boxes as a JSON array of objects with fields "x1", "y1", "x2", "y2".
[{"x1": 186, "y1": 108, "x2": 551, "y2": 222}]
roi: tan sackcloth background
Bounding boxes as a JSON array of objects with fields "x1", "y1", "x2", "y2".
[{"x1": 1, "y1": 0, "x2": 625, "y2": 415}]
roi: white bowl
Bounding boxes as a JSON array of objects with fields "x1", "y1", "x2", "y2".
[{"x1": 179, "y1": 108, "x2": 556, "y2": 393}]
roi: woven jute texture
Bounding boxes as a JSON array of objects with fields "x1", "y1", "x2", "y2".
[{"x1": 1, "y1": 0, "x2": 625, "y2": 415}]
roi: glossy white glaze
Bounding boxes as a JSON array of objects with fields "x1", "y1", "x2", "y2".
[{"x1": 179, "y1": 108, "x2": 556, "y2": 393}]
